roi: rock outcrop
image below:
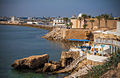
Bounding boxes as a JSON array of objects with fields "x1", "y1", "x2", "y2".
[
  {"x1": 11, "y1": 54, "x2": 49, "y2": 69},
  {"x1": 42, "y1": 63, "x2": 60, "y2": 72},
  {"x1": 60, "y1": 51, "x2": 80, "y2": 67},
  {"x1": 42, "y1": 28, "x2": 66, "y2": 40},
  {"x1": 35, "y1": 60, "x2": 61, "y2": 73}
]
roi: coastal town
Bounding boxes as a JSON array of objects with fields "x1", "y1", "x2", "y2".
[{"x1": 0, "y1": 13, "x2": 120, "y2": 78}]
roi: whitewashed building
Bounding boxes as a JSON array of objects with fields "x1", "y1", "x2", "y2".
[
  {"x1": 53, "y1": 18, "x2": 65, "y2": 26},
  {"x1": 27, "y1": 21, "x2": 33, "y2": 24},
  {"x1": 11, "y1": 16, "x2": 15, "y2": 22}
]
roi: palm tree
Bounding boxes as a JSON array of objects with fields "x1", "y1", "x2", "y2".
[
  {"x1": 96, "y1": 16, "x2": 101, "y2": 28},
  {"x1": 82, "y1": 14, "x2": 88, "y2": 26},
  {"x1": 66, "y1": 22, "x2": 73, "y2": 29},
  {"x1": 83, "y1": 24, "x2": 88, "y2": 29},
  {"x1": 66, "y1": 24, "x2": 69, "y2": 29},
  {"x1": 69, "y1": 22, "x2": 73, "y2": 28},
  {"x1": 101, "y1": 14, "x2": 109, "y2": 28},
  {"x1": 63, "y1": 17, "x2": 68, "y2": 24},
  {"x1": 90, "y1": 19, "x2": 95, "y2": 30},
  {"x1": 78, "y1": 17, "x2": 82, "y2": 28}
]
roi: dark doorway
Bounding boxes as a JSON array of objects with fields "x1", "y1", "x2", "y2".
[{"x1": 65, "y1": 57, "x2": 74, "y2": 66}]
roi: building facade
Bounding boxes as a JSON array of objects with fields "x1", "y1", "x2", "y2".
[
  {"x1": 71, "y1": 13, "x2": 118, "y2": 29},
  {"x1": 53, "y1": 18, "x2": 65, "y2": 26}
]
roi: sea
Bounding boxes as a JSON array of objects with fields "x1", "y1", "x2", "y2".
[{"x1": 0, "y1": 25, "x2": 68, "y2": 78}]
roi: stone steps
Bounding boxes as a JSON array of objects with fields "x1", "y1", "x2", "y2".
[{"x1": 55, "y1": 55, "x2": 87, "y2": 73}]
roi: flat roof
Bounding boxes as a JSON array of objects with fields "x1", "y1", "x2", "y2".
[{"x1": 68, "y1": 39, "x2": 90, "y2": 42}]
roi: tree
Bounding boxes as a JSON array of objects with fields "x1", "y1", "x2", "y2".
[
  {"x1": 101, "y1": 14, "x2": 109, "y2": 28},
  {"x1": 69, "y1": 22, "x2": 73, "y2": 28},
  {"x1": 83, "y1": 24, "x2": 88, "y2": 29},
  {"x1": 86, "y1": 32, "x2": 94, "y2": 40},
  {"x1": 66, "y1": 24, "x2": 69, "y2": 29},
  {"x1": 78, "y1": 17, "x2": 82, "y2": 28},
  {"x1": 63, "y1": 17, "x2": 68, "y2": 24},
  {"x1": 96, "y1": 16, "x2": 101, "y2": 28},
  {"x1": 66, "y1": 22, "x2": 73, "y2": 29},
  {"x1": 88, "y1": 15, "x2": 91, "y2": 18},
  {"x1": 82, "y1": 14, "x2": 88, "y2": 26},
  {"x1": 90, "y1": 19, "x2": 95, "y2": 30}
]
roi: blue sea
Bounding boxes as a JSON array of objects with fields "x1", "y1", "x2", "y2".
[{"x1": 0, "y1": 25, "x2": 67, "y2": 78}]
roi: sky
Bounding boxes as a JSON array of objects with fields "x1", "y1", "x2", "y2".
[{"x1": 0, "y1": 0, "x2": 120, "y2": 17}]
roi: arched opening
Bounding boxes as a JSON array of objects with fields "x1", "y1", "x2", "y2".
[{"x1": 65, "y1": 57, "x2": 74, "y2": 66}]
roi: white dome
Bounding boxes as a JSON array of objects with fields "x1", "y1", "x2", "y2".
[{"x1": 78, "y1": 13, "x2": 82, "y2": 17}]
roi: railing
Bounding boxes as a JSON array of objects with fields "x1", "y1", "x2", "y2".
[{"x1": 94, "y1": 38, "x2": 120, "y2": 47}]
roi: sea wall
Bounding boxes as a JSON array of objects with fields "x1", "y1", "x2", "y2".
[{"x1": 42, "y1": 28, "x2": 92, "y2": 41}]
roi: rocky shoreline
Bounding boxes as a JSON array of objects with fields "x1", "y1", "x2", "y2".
[
  {"x1": 11, "y1": 54, "x2": 62, "y2": 73},
  {"x1": 11, "y1": 51, "x2": 93, "y2": 78},
  {"x1": 0, "y1": 23, "x2": 53, "y2": 31}
]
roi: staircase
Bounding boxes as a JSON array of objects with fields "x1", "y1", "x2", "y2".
[{"x1": 55, "y1": 54, "x2": 87, "y2": 73}]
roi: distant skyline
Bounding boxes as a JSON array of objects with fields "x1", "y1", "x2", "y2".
[{"x1": 0, "y1": 0, "x2": 120, "y2": 17}]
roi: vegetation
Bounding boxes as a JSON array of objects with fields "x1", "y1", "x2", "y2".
[
  {"x1": 63, "y1": 17, "x2": 69, "y2": 24},
  {"x1": 69, "y1": 22, "x2": 73, "y2": 28},
  {"x1": 86, "y1": 32, "x2": 94, "y2": 40},
  {"x1": 90, "y1": 19, "x2": 95, "y2": 30},
  {"x1": 101, "y1": 14, "x2": 110, "y2": 28},
  {"x1": 82, "y1": 50, "x2": 120, "y2": 78},
  {"x1": 78, "y1": 17, "x2": 82, "y2": 28},
  {"x1": 66, "y1": 22, "x2": 73, "y2": 29},
  {"x1": 83, "y1": 24, "x2": 88, "y2": 29},
  {"x1": 82, "y1": 14, "x2": 88, "y2": 27},
  {"x1": 96, "y1": 16, "x2": 101, "y2": 28}
]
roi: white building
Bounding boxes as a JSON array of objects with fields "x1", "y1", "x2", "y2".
[
  {"x1": 53, "y1": 18, "x2": 65, "y2": 26},
  {"x1": 27, "y1": 21, "x2": 33, "y2": 24},
  {"x1": 11, "y1": 16, "x2": 15, "y2": 22}
]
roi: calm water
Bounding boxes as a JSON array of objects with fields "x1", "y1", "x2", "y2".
[{"x1": 0, "y1": 25, "x2": 67, "y2": 78}]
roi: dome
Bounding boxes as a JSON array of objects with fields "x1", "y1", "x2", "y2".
[{"x1": 78, "y1": 13, "x2": 82, "y2": 18}]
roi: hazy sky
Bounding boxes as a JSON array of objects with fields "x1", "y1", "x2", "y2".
[{"x1": 0, "y1": 0, "x2": 120, "y2": 17}]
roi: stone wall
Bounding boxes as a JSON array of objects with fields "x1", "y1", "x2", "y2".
[
  {"x1": 71, "y1": 18, "x2": 118, "y2": 29},
  {"x1": 42, "y1": 28, "x2": 92, "y2": 40},
  {"x1": 86, "y1": 60, "x2": 104, "y2": 66},
  {"x1": 65, "y1": 29, "x2": 91, "y2": 40}
]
